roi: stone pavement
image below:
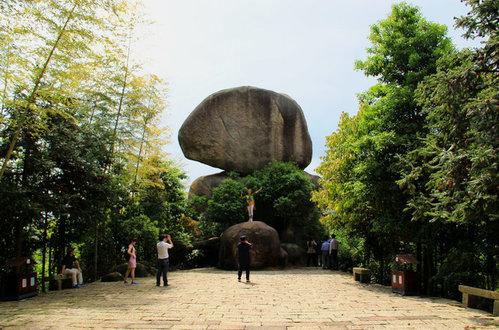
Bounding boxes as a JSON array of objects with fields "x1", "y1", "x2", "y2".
[{"x1": 0, "y1": 268, "x2": 497, "y2": 329}]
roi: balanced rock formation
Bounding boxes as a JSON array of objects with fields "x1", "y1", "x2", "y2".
[
  {"x1": 188, "y1": 171, "x2": 227, "y2": 199},
  {"x1": 218, "y1": 221, "x2": 281, "y2": 270},
  {"x1": 179, "y1": 86, "x2": 313, "y2": 174}
]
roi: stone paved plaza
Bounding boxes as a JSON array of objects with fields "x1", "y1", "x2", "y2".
[{"x1": 0, "y1": 268, "x2": 497, "y2": 329}]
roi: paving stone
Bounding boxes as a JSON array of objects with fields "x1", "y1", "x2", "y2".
[{"x1": 0, "y1": 268, "x2": 497, "y2": 329}]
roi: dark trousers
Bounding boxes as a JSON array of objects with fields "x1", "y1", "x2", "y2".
[
  {"x1": 156, "y1": 258, "x2": 169, "y2": 286},
  {"x1": 306, "y1": 253, "x2": 316, "y2": 266},
  {"x1": 330, "y1": 250, "x2": 338, "y2": 270},
  {"x1": 322, "y1": 251, "x2": 329, "y2": 269},
  {"x1": 238, "y1": 263, "x2": 250, "y2": 280}
]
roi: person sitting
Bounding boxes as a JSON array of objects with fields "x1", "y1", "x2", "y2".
[{"x1": 60, "y1": 247, "x2": 84, "y2": 288}]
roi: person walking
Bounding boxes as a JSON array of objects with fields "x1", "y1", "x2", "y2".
[
  {"x1": 156, "y1": 234, "x2": 173, "y2": 287},
  {"x1": 237, "y1": 235, "x2": 252, "y2": 282},
  {"x1": 306, "y1": 239, "x2": 317, "y2": 267},
  {"x1": 316, "y1": 237, "x2": 322, "y2": 267},
  {"x1": 329, "y1": 234, "x2": 339, "y2": 270},
  {"x1": 320, "y1": 236, "x2": 331, "y2": 269},
  {"x1": 60, "y1": 247, "x2": 84, "y2": 288},
  {"x1": 124, "y1": 238, "x2": 138, "y2": 285}
]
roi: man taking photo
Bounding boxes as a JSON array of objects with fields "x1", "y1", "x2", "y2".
[{"x1": 156, "y1": 234, "x2": 173, "y2": 287}]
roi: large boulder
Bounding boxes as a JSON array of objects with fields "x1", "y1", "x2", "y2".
[
  {"x1": 280, "y1": 243, "x2": 305, "y2": 265},
  {"x1": 101, "y1": 272, "x2": 124, "y2": 282},
  {"x1": 218, "y1": 221, "x2": 281, "y2": 270},
  {"x1": 188, "y1": 171, "x2": 227, "y2": 199},
  {"x1": 116, "y1": 263, "x2": 154, "y2": 277},
  {"x1": 179, "y1": 86, "x2": 313, "y2": 173}
]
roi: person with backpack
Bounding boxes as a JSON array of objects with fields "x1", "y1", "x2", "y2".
[
  {"x1": 321, "y1": 236, "x2": 331, "y2": 269},
  {"x1": 124, "y1": 238, "x2": 138, "y2": 285}
]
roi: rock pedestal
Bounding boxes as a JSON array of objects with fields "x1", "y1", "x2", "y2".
[{"x1": 218, "y1": 221, "x2": 281, "y2": 270}]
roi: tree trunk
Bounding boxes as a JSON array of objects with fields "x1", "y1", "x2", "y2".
[
  {"x1": 133, "y1": 117, "x2": 149, "y2": 187},
  {"x1": 41, "y1": 211, "x2": 49, "y2": 293},
  {"x1": 48, "y1": 239, "x2": 53, "y2": 276},
  {"x1": 109, "y1": 34, "x2": 132, "y2": 159},
  {"x1": 94, "y1": 216, "x2": 99, "y2": 281},
  {"x1": 416, "y1": 240, "x2": 422, "y2": 293},
  {"x1": 0, "y1": 46, "x2": 9, "y2": 118},
  {"x1": 56, "y1": 214, "x2": 67, "y2": 271}
]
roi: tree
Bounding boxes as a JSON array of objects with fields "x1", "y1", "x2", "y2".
[
  {"x1": 315, "y1": 3, "x2": 452, "y2": 283},
  {"x1": 0, "y1": 1, "x2": 188, "y2": 284},
  {"x1": 0, "y1": 0, "x2": 134, "y2": 180},
  {"x1": 203, "y1": 162, "x2": 322, "y2": 243},
  {"x1": 398, "y1": 0, "x2": 498, "y2": 295}
]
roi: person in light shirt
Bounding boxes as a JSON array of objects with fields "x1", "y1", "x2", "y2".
[
  {"x1": 329, "y1": 234, "x2": 339, "y2": 270},
  {"x1": 156, "y1": 234, "x2": 173, "y2": 287}
]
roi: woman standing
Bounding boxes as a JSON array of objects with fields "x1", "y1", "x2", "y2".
[
  {"x1": 242, "y1": 188, "x2": 262, "y2": 221},
  {"x1": 306, "y1": 239, "x2": 317, "y2": 267},
  {"x1": 124, "y1": 238, "x2": 138, "y2": 285}
]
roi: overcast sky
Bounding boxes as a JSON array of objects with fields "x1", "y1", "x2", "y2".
[{"x1": 132, "y1": 0, "x2": 478, "y2": 187}]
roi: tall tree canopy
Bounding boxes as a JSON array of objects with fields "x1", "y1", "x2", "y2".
[
  {"x1": 314, "y1": 2, "x2": 452, "y2": 282},
  {"x1": 314, "y1": 1, "x2": 497, "y2": 298},
  {"x1": 0, "y1": 0, "x2": 190, "y2": 285}
]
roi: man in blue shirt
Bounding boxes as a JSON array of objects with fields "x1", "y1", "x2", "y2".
[{"x1": 321, "y1": 236, "x2": 331, "y2": 269}]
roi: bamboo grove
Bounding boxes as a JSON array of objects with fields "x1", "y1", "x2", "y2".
[
  {"x1": 0, "y1": 0, "x2": 191, "y2": 289},
  {"x1": 313, "y1": 1, "x2": 498, "y2": 299}
]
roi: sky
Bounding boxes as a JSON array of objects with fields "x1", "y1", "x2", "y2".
[{"x1": 132, "y1": 0, "x2": 478, "y2": 188}]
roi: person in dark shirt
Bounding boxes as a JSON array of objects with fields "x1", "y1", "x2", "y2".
[
  {"x1": 60, "y1": 247, "x2": 83, "y2": 288},
  {"x1": 237, "y1": 235, "x2": 252, "y2": 283}
]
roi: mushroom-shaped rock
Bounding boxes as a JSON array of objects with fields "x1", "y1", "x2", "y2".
[
  {"x1": 218, "y1": 221, "x2": 281, "y2": 270},
  {"x1": 179, "y1": 86, "x2": 313, "y2": 173},
  {"x1": 188, "y1": 171, "x2": 228, "y2": 199}
]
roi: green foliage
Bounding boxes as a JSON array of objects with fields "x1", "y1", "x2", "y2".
[
  {"x1": 397, "y1": 0, "x2": 498, "y2": 294},
  {"x1": 315, "y1": 0, "x2": 497, "y2": 297},
  {"x1": 355, "y1": 2, "x2": 453, "y2": 87},
  {"x1": 199, "y1": 162, "x2": 322, "y2": 243},
  {"x1": 432, "y1": 247, "x2": 485, "y2": 300},
  {"x1": 328, "y1": 227, "x2": 364, "y2": 272},
  {"x1": 206, "y1": 177, "x2": 246, "y2": 226},
  {"x1": 119, "y1": 215, "x2": 159, "y2": 263},
  {"x1": 315, "y1": 2, "x2": 453, "y2": 284},
  {"x1": 0, "y1": 1, "x2": 192, "y2": 284}
]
